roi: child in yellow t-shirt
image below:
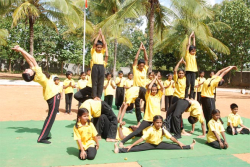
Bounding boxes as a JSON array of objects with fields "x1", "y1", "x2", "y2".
[
  {"x1": 164, "y1": 73, "x2": 175, "y2": 111},
  {"x1": 63, "y1": 71, "x2": 76, "y2": 114},
  {"x1": 196, "y1": 71, "x2": 206, "y2": 104},
  {"x1": 227, "y1": 103, "x2": 250, "y2": 135},
  {"x1": 104, "y1": 73, "x2": 116, "y2": 108},
  {"x1": 86, "y1": 69, "x2": 91, "y2": 81},
  {"x1": 115, "y1": 115, "x2": 196, "y2": 153},
  {"x1": 77, "y1": 72, "x2": 88, "y2": 108},
  {"x1": 115, "y1": 71, "x2": 125, "y2": 109},
  {"x1": 124, "y1": 72, "x2": 134, "y2": 114},
  {"x1": 73, "y1": 108, "x2": 99, "y2": 160},
  {"x1": 207, "y1": 109, "x2": 228, "y2": 149}
]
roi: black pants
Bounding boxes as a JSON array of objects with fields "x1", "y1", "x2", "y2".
[
  {"x1": 37, "y1": 94, "x2": 60, "y2": 142},
  {"x1": 170, "y1": 96, "x2": 184, "y2": 132},
  {"x1": 100, "y1": 101, "x2": 117, "y2": 139},
  {"x1": 201, "y1": 97, "x2": 215, "y2": 130},
  {"x1": 119, "y1": 141, "x2": 191, "y2": 153},
  {"x1": 115, "y1": 87, "x2": 124, "y2": 107},
  {"x1": 93, "y1": 114, "x2": 110, "y2": 139},
  {"x1": 65, "y1": 93, "x2": 73, "y2": 113},
  {"x1": 165, "y1": 95, "x2": 173, "y2": 112},
  {"x1": 78, "y1": 147, "x2": 97, "y2": 160},
  {"x1": 74, "y1": 86, "x2": 92, "y2": 103},
  {"x1": 197, "y1": 92, "x2": 202, "y2": 104},
  {"x1": 208, "y1": 139, "x2": 227, "y2": 149},
  {"x1": 121, "y1": 120, "x2": 152, "y2": 144},
  {"x1": 185, "y1": 71, "x2": 196, "y2": 99},
  {"x1": 58, "y1": 94, "x2": 61, "y2": 113},
  {"x1": 91, "y1": 64, "x2": 105, "y2": 98},
  {"x1": 104, "y1": 95, "x2": 113, "y2": 108},
  {"x1": 193, "y1": 92, "x2": 196, "y2": 100},
  {"x1": 226, "y1": 126, "x2": 238, "y2": 135},
  {"x1": 134, "y1": 87, "x2": 146, "y2": 122},
  {"x1": 166, "y1": 99, "x2": 189, "y2": 139}
]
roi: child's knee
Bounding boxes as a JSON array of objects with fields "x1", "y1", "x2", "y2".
[{"x1": 87, "y1": 155, "x2": 96, "y2": 160}]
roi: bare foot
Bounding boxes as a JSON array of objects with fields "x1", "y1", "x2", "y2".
[
  {"x1": 97, "y1": 136, "x2": 102, "y2": 140},
  {"x1": 106, "y1": 138, "x2": 118, "y2": 142},
  {"x1": 93, "y1": 97, "x2": 98, "y2": 101},
  {"x1": 190, "y1": 139, "x2": 196, "y2": 149},
  {"x1": 114, "y1": 142, "x2": 119, "y2": 153},
  {"x1": 197, "y1": 135, "x2": 205, "y2": 138},
  {"x1": 119, "y1": 142, "x2": 124, "y2": 148},
  {"x1": 181, "y1": 130, "x2": 191, "y2": 136}
]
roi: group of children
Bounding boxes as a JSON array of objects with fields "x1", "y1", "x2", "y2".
[{"x1": 13, "y1": 30, "x2": 250, "y2": 161}]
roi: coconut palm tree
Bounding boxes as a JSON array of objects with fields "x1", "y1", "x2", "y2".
[{"x1": 0, "y1": 29, "x2": 8, "y2": 46}]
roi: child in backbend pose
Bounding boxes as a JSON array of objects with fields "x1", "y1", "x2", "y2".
[
  {"x1": 227, "y1": 103, "x2": 250, "y2": 135},
  {"x1": 103, "y1": 73, "x2": 116, "y2": 108},
  {"x1": 115, "y1": 115, "x2": 196, "y2": 153},
  {"x1": 73, "y1": 108, "x2": 99, "y2": 160},
  {"x1": 63, "y1": 71, "x2": 76, "y2": 114},
  {"x1": 207, "y1": 109, "x2": 228, "y2": 149}
]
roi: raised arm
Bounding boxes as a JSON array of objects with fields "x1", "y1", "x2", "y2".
[
  {"x1": 187, "y1": 31, "x2": 194, "y2": 50},
  {"x1": 100, "y1": 30, "x2": 106, "y2": 49},
  {"x1": 133, "y1": 43, "x2": 142, "y2": 66},
  {"x1": 156, "y1": 73, "x2": 165, "y2": 92},
  {"x1": 141, "y1": 43, "x2": 148, "y2": 66},
  {"x1": 148, "y1": 76, "x2": 157, "y2": 92},
  {"x1": 104, "y1": 43, "x2": 108, "y2": 63},
  {"x1": 92, "y1": 29, "x2": 101, "y2": 49},
  {"x1": 219, "y1": 66, "x2": 237, "y2": 78},
  {"x1": 174, "y1": 58, "x2": 185, "y2": 75},
  {"x1": 192, "y1": 32, "x2": 196, "y2": 46}
]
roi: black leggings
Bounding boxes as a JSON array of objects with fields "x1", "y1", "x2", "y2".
[
  {"x1": 78, "y1": 147, "x2": 97, "y2": 160},
  {"x1": 104, "y1": 95, "x2": 113, "y2": 108},
  {"x1": 165, "y1": 95, "x2": 173, "y2": 112},
  {"x1": 115, "y1": 87, "x2": 124, "y2": 107},
  {"x1": 185, "y1": 71, "x2": 196, "y2": 99},
  {"x1": 65, "y1": 93, "x2": 73, "y2": 113},
  {"x1": 134, "y1": 87, "x2": 146, "y2": 122},
  {"x1": 119, "y1": 142, "x2": 191, "y2": 153},
  {"x1": 91, "y1": 64, "x2": 105, "y2": 98},
  {"x1": 74, "y1": 86, "x2": 92, "y2": 103},
  {"x1": 207, "y1": 139, "x2": 227, "y2": 149},
  {"x1": 201, "y1": 97, "x2": 215, "y2": 130},
  {"x1": 226, "y1": 126, "x2": 239, "y2": 135},
  {"x1": 121, "y1": 120, "x2": 152, "y2": 144},
  {"x1": 93, "y1": 114, "x2": 110, "y2": 139},
  {"x1": 197, "y1": 92, "x2": 202, "y2": 104}
]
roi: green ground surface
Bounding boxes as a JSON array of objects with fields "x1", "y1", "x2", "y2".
[{"x1": 1, "y1": 106, "x2": 250, "y2": 167}]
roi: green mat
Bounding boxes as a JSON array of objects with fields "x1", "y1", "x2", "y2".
[{"x1": 1, "y1": 106, "x2": 250, "y2": 166}]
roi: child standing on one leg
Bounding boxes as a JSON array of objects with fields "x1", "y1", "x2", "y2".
[
  {"x1": 74, "y1": 108, "x2": 99, "y2": 160},
  {"x1": 115, "y1": 71, "x2": 125, "y2": 110},
  {"x1": 77, "y1": 72, "x2": 88, "y2": 108},
  {"x1": 63, "y1": 71, "x2": 76, "y2": 115},
  {"x1": 227, "y1": 103, "x2": 250, "y2": 135},
  {"x1": 91, "y1": 28, "x2": 107, "y2": 101},
  {"x1": 207, "y1": 109, "x2": 228, "y2": 149},
  {"x1": 104, "y1": 73, "x2": 116, "y2": 108},
  {"x1": 185, "y1": 31, "x2": 198, "y2": 99}
]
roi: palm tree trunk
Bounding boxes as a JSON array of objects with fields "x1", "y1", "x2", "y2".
[
  {"x1": 8, "y1": 60, "x2": 11, "y2": 72},
  {"x1": 240, "y1": 54, "x2": 243, "y2": 84},
  {"x1": 46, "y1": 55, "x2": 49, "y2": 72},
  {"x1": 29, "y1": 16, "x2": 34, "y2": 56},
  {"x1": 113, "y1": 39, "x2": 118, "y2": 79},
  {"x1": 148, "y1": 1, "x2": 155, "y2": 72}
]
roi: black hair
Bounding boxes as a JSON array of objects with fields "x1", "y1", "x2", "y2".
[
  {"x1": 230, "y1": 103, "x2": 238, "y2": 110},
  {"x1": 128, "y1": 72, "x2": 133, "y2": 76},
  {"x1": 80, "y1": 72, "x2": 86, "y2": 76},
  {"x1": 211, "y1": 109, "x2": 224, "y2": 124},
  {"x1": 96, "y1": 40, "x2": 103, "y2": 46},
  {"x1": 176, "y1": 69, "x2": 185, "y2": 85},
  {"x1": 86, "y1": 69, "x2": 91, "y2": 72},
  {"x1": 66, "y1": 71, "x2": 73, "y2": 78},
  {"x1": 118, "y1": 71, "x2": 123, "y2": 75},
  {"x1": 54, "y1": 77, "x2": 59, "y2": 81},
  {"x1": 138, "y1": 59, "x2": 145, "y2": 65},
  {"x1": 22, "y1": 70, "x2": 35, "y2": 82},
  {"x1": 105, "y1": 72, "x2": 112, "y2": 78},
  {"x1": 153, "y1": 115, "x2": 165, "y2": 136},
  {"x1": 198, "y1": 71, "x2": 204, "y2": 81},
  {"x1": 188, "y1": 116, "x2": 198, "y2": 124},
  {"x1": 166, "y1": 73, "x2": 173, "y2": 78},
  {"x1": 75, "y1": 108, "x2": 90, "y2": 128},
  {"x1": 208, "y1": 78, "x2": 215, "y2": 87},
  {"x1": 189, "y1": 45, "x2": 196, "y2": 52}
]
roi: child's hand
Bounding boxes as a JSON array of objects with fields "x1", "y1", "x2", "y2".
[
  {"x1": 190, "y1": 31, "x2": 195, "y2": 37},
  {"x1": 219, "y1": 141, "x2": 224, "y2": 149},
  {"x1": 224, "y1": 141, "x2": 229, "y2": 148},
  {"x1": 139, "y1": 42, "x2": 144, "y2": 50},
  {"x1": 126, "y1": 145, "x2": 133, "y2": 152},
  {"x1": 177, "y1": 142, "x2": 185, "y2": 149},
  {"x1": 232, "y1": 128, "x2": 235, "y2": 135},
  {"x1": 120, "y1": 121, "x2": 126, "y2": 126},
  {"x1": 99, "y1": 28, "x2": 102, "y2": 34},
  {"x1": 80, "y1": 150, "x2": 87, "y2": 159},
  {"x1": 96, "y1": 144, "x2": 99, "y2": 150}
]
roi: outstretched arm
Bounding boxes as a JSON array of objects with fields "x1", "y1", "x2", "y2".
[
  {"x1": 187, "y1": 31, "x2": 195, "y2": 50},
  {"x1": 133, "y1": 43, "x2": 143, "y2": 66},
  {"x1": 100, "y1": 30, "x2": 106, "y2": 49},
  {"x1": 141, "y1": 43, "x2": 148, "y2": 66},
  {"x1": 219, "y1": 66, "x2": 237, "y2": 78},
  {"x1": 93, "y1": 28, "x2": 101, "y2": 49},
  {"x1": 174, "y1": 58, "x2": 185, "y2": 75},
  {"x1": 126, "y1": 137, "x2": 144, "y2": 151}
]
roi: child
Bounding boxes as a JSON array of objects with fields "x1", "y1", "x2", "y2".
[
  {"x1": 77, "y1": 72, "x2": 88, "y2": 108},
  {"x1": 86, "y1": 69, "x2": 91, "y2": 81},
  {"x1": 196, "y1": 71, "x2": 206, "y2": 104},
  {"x1": 209, "y1": 71, "x2": 224, "y2": 101},
  {"x1": 54, "y1": 77, "x2": 63, "y2": 114},
  {"x1": 185, "y1": 31, "x2": 198, "y2": 99},
  {"x1": 63, "y1": 71, "x2": 76, "y2": 114},
  {"x1": 74, "y1": 108, "x2": 99, "y2": 160},
  {"x1": 201, "y1": 66, "x2": 236, "y2": 129},
  {"x1": 227, "y1": 103, "x2": 250, "y2": 135},
  {"x1": 164, "y1": 73, "x2": 175, "y2": 111},
  {"x1": 91, "y1": 28, "x2": 107, "y2": 101},
  {"x1": 192, "y1": 79, "x2": 198, "y2": 100},
  {"x1": 104, "y1": 73, "x2": 116, "y2": 108},
  {"x1": 12, "y1": 45, "x2": 60, "y2": 144},
  {"x1": 124, "y1": 72, "x2": 133, "y2": 90},
  {"x1": 156, "y1": 72, "x2": 163, "y2": 90},
  {"x1": 115, "y1": 71, "x2": 125, "y2": 110},
  {"x1": 119, "y1": 72, "x2": 165, "y2": 147},
  {"x1": 115, "y1": 115, "x2": 196, "y2": 153},
  {"x1": 145, "y1": 72, "x2": 154, "y2": 88},
  {"x1": 207, "y1": 109, "x2": 228, "y2": 149}
]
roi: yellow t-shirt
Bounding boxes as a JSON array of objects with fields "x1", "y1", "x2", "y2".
[
  {"x1": 91, "y1": 48, "x2": 105, "y2": 65},
  {"x1": 115, "y1": 77, "x2": 125, "y2": 87},
  {"x1": 164, "y1": 80, "x2": 174, "y2": 96},
  {"x1": 207, "y1": 119, "x2": 225, "y2": 143},
  {"x1": 86, "y1": 75, "x2": 90, "y2": 81},
  {"x1": 144, "y1": 90, "x2": 163, "y2": 122},
  {"x1": 173, "y1": 74, "x2": 186, "y2": 99},
  {"x1": 32, "y1": 66, "x2": 59, "y2": 100},
  {"x1": 227, "y1": 113, "x2": 243, "y2": 127},
  {"x1": 133, "y1": 65, "x2": 148, "y2": 87},
  {"x1": 104, "y1": 79, "x2": 115, "y2": 96},
  {"x1": 142, "y1": 126, "x2": 172, "y2": 145},
  {"x1": 124, "y1": 79, "x2": 133, "y2": 89},
  {"x1": 185, "y1": 50, "x2": 198, "y2": 72},
  {"x1": 77, "y1": 79, "x2": 87, "y2": 90},
  {"x1": 86, "y1": 75, "x2": 92, "y2": 87},
  {"x1": 186, "y1": 100, "x2": 204, "y2": 123},
  {"x1": 156, "y1": 80, "x2": 163, "y2": 89},
  {"x1": 116, "y1": 127, "x2": 134, "y2": 141},
  {"x1": 55, "y1": 84, "x2": 63, "y2": 93},
  {"x1": 80, "y1": 99, "x2": 102, "y2": 119},
  {"x1": 145, "y1": 78, "x2": 153, "y2": 88},
  {"x1": 197, "y1": 77, "x2": 206, "y2": 92},
  {"x1": 201, "y1": 76, "x2": 222, "y2": 98},
  {"x1": 73, "y1": 122, "x2": 98, "y2": 150},
  {"x1": 124, "y1": 87, "x2": 140, "y2": 105},
  {"x1": 63, "y1": 78, "x2": 75, "y2": 94}
]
